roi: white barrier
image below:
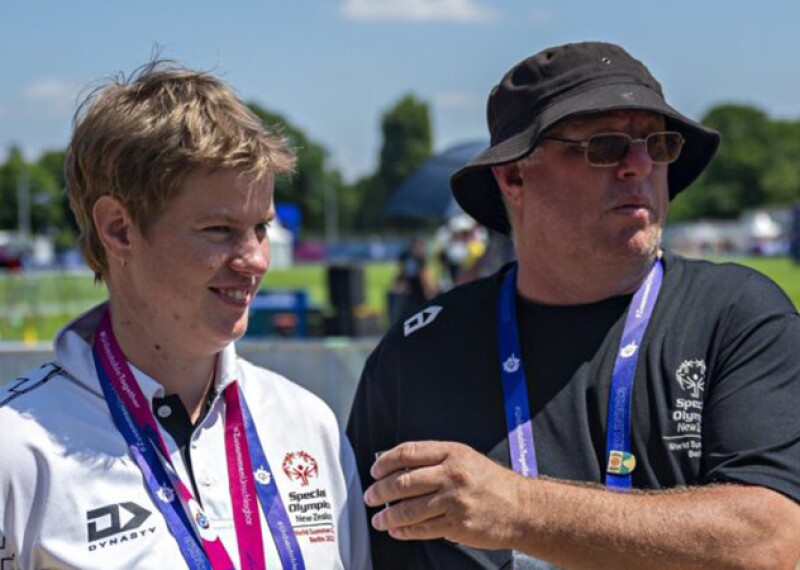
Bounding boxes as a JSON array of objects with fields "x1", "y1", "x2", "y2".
[{"x1": 0, "y1": 338, "x2": 378, "y2": 425}]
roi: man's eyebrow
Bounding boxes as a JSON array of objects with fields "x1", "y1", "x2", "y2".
[
  {"x1": 195, "y1": 211, "x2": 274, "y2": 224},
  {"x1": 195, "y1": 212, "x2": 238, "y2": 224}
]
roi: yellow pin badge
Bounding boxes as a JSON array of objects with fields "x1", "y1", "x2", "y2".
[{"x1": 607, "y1": 450, "x2": 636, "y2": 475}]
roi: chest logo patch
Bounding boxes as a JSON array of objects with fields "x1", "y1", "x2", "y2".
[
  {"x1": 86, "y1": 502, "x2": 157, "y2": 552},
  {"x1": 282, "y1": 451, "x2": 320, "y2": 486},
  {"x1": 403, "y1": 306, "x2": 443, "y2": 337},
  {"x1": 664, "y1": 358, "x2": 706, "y2": 458},
  {"x1": 676, "y1": 359, "x2": 706, "y2": 399}
]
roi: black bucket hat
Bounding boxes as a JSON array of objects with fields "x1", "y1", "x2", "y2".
[{"x1": 451, "y1": 42, "x2": 720, "y2": 234}]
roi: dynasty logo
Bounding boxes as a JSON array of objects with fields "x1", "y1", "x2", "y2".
[{"x1": 86, "y1": 502, "x2": 156, "y2": 551}]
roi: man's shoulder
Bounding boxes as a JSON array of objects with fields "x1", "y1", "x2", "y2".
[
  {"x1": 664, "y1": 251, "x2": 796, "y2": 313},
  {"x1": 0, "y1": 363, "x2": 66, "y2": 413},
  {"x1": 364, "y1": 271, "x2": 501, "y2": 382},
  {"x1": 385, "y1": 271, "x2": 499, "y2": 345},
  {"x1": 0, "y1": 363, "x2": 84, "y2": 481},
  {"x1": 236, "y1": 357, "x2": 338, "y2": 426}
]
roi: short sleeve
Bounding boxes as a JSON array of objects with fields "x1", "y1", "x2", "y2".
[{"x1": 702, "y1": 271, "x2": 800, "y2": 502}]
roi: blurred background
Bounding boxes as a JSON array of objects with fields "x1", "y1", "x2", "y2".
[{"x1": 2, "y1": 1, "x2": 800, "y2": 419}]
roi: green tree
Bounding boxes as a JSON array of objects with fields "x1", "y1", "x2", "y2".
[
  {"x1": 671, "y1": 104, "x2": 800, "y2": 221},
  {"x1": 760, "y1": 120, "x2": 800, "y2": 205},
  {"x1": 356, "y1": 94, "x2": 432, "y2": 230},
  {"x1": 0, "y1": 147, "x2": 63, "y2": 233},
  {"x1": 248, "y1": 103, "x2": 346, "y2": 235},
  {"x1": 37, "y1": 149, "x2": 79, "y2": 251}
]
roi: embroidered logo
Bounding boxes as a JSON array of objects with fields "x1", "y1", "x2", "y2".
[
  {"x1": 156, "y1": 486, "x2": 175, "y2": 503},
  {"x1": 403, "y1": 306, "x2": 443, "y2": 337},
  {"x1": 676, "y1": 359, "x2": 706, "y2": 399},
  {"x1": 502, "y1": 354, "x2": 521, "y2": 373},
  {"x1": 282, "y1": 451, "x2": 320, "y2": 486},
  {"x1": 254, "y1": 466, "x2": 272, "y2": 485},
  {"x1": 619, "y1": 341, "x2": 638, "y2": 358}
]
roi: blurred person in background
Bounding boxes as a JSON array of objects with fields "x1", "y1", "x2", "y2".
[
  {"x1": 0, "y1": 61, "x2": 370, "y2": 570},
  {"x1": 391, "y1": 235, "x2": 438, "y2": 322},
  {"x1": 439, "y1": 215, "x2": 487, "y2": 288},
  {"x1": 349, "y1": 41, "x2": 800, "y2": 569}
]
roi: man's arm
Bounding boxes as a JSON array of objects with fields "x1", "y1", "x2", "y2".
[{"x1": 365, "y1": 441, "x2": 800, "y2": 570}]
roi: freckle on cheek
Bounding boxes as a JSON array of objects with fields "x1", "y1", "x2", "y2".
[
  {"x1": 173, "y1": 314, "x2": 181, "y2": 321},
  {"x1": 154, "y1": 344, "x2": 161, "y2": 351}
]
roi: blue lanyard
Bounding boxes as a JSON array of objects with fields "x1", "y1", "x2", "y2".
[
  {"x1": 93, "y1": 311, "x2": 306, "y2": 569},
  {"x1": 93, "y1": 348, "x2": 217, "y2": 569},
  {"x1": 497, "y1": 260, "x2": 664, "y2": 489}
]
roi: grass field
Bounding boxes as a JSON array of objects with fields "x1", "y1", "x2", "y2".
[{"x1": 1, "y1": 256, "x2": 798, "y2": 342}]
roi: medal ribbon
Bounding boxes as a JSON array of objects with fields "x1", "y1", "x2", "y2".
[{"x1": 93, "y1": 309, "x2": 305, "y2": 569}]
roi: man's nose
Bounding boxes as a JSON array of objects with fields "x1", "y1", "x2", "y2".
[
  {"x1": 617, "y1": 140, "x2": 654, "y2": 180},
  {"x1": 230, "y1": 233, "x2": 270, "y2": 275}
]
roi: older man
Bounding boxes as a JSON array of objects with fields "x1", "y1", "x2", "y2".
[{"x1": 348, "y1": 42, "x2": 800, "y2": 569}]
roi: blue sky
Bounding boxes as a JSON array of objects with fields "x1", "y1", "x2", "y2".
[{"x1": 1, "y1": 1, "x2": 798, "y2": 182}]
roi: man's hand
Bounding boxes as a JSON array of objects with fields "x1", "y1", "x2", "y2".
[{"x1": 363, "y1": 440, "x2": 525, "y2": 550}]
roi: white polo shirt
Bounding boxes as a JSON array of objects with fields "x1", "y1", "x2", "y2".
[{"x1": 0, "y1": 304, "x2": 371, "y2": 570}]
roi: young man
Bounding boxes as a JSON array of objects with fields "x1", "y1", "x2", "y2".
[
  {"x1": 0, "y1": 62, "x2": 370, "y2": 569},
  {"x1": 348, "y1": 42, "x2": 800, "y2": 569}
]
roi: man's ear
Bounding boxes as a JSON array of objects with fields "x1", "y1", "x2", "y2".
[
  {"x1": 492, "y1": 162, "x2": 524, "y2": 208},
  {"x1": 92, "y1": 196, "x2": 135, "y2": 265}
]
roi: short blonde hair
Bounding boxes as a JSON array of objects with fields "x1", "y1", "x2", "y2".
[{"x1": 65, "y1": 60, "x2": 295, "y2": 280}]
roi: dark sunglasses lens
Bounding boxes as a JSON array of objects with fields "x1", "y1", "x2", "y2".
[
  {"x1": 586, "y1": 134, "x2": 629, "y2": 165},
  {"x1": 647, "y1": 132, "x2": 683, "y2": 163}
]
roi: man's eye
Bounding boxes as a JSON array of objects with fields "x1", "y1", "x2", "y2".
[
  {"x1": 255, "y1": 222, "x2": 271, "y2": 239},
  {"x1": 204, "y1": 226, "x2": 231, "y2": 234}
]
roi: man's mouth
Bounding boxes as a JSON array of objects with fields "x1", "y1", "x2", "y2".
[{"x1": 210, "y1": 286, "x2": 252, "y2": 306}]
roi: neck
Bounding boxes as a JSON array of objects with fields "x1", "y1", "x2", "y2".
[
  {"x1": 516, "y1": 249, "x2": 659, "y2": 305},
  {"x1": 107, "y1": 297, "x2": 218, "y2": 422}
]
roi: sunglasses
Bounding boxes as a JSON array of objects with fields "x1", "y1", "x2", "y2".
[{"x1": 541, "y1": 131, "x2": 685, "y2": 167}]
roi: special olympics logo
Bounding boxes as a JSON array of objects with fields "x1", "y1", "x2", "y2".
[
  {"x1": 282, "y1": 451, "x2": 320, "y2": 486},
  {"x1": 676, "y1": 359, "x2": 706, "y2": 399}
]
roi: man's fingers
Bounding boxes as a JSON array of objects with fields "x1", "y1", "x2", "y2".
[
  {"x1": 388, "y1": 516, "x2": 450, "y2": 541},
  {"x1": 370, "y1": 440, "x2": 460, "y2": 480},
  {"x1": 364, "y1": 464, "x2": 441, "y2": 507},
  {"x1": 371, "y1": 492, "x2": 447, "y2": 532}
]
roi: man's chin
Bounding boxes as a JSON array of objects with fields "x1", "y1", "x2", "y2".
[{"x1": 617, "y1": 226, "x2": 662, "y2": 258}]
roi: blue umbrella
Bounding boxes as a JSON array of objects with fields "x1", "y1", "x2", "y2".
[{"x1": 384, "y1": 141, "x2": 488, "y2": 221}]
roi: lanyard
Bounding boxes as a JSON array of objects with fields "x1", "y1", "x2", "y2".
[
  {"x1": 93, "y1": 310, "x2": 305, "y2": 569},
  {"x1": 496, "y1": 260, "x2": 663, "y2": 489}
]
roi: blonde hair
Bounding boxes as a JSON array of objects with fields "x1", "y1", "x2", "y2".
[{"x1": 65, "y1": 60, "x2": 295, "y2": 280}]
